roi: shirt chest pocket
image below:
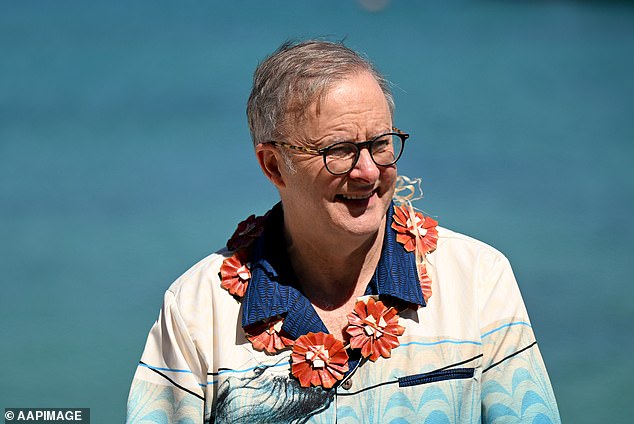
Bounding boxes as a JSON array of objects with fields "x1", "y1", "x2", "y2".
[{"x1": 398, "y1": 368, "x2": 475, "y2": 388}]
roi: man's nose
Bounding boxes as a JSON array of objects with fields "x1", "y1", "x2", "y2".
[{"x1": 348, "y1": 148, "x2": 380, "y2": 182}]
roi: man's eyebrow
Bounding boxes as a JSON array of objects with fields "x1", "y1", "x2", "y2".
[
  {"x1": 333, "y1": 129, "x2": 394, "y2": 143},
  {"x1": 371, "y1": 130, "x2": 393, "y2": 138}
]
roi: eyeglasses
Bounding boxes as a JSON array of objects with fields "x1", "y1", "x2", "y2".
[{"x1": 265, "y1": 128, "x2": 410, "y2": 175}]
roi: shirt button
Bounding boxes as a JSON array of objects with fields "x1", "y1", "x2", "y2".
[{"x1": 341, "y1": 378, "x2": 353, "y2": 390}]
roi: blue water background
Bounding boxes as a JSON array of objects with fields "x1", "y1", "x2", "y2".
[{"x1": 1, "y1": 1, "x2": 633, "y2": 422}]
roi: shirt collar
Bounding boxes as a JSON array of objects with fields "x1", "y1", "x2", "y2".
[{"x1": 241, "y1": 201, "x2": 425, "y2": 339}]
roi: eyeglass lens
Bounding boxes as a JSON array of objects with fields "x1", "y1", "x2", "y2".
[{"x1": 324, "y1": 133, "x2": 404, "y2": 174}]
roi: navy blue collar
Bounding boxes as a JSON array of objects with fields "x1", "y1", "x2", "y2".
[{"x1": 241, "y1": 201, "x2": 425, "y2": 340}]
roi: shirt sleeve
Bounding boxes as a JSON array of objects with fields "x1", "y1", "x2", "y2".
[
  {"x1": 477, "y1": 248, "x2": 561, "y2": 423},
  {"x1": 125, "y1": 289, "x2": 208, "y2": 423}
]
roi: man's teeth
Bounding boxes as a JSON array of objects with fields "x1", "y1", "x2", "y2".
[{"x1": 341, "y1": 193, "x2": 373, "y2": 200}]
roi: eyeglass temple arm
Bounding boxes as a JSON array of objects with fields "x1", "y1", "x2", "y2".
[{"x1": 392, "y1": 127, "x2": 410, "y2": 139}]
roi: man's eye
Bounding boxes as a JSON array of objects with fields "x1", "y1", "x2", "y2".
[
  {"x1": 327, "y1": 144, "x2": 356, "y2": 159},
  {"x1": 372, "y1": 138, "x2": 392, "y2": 152}
]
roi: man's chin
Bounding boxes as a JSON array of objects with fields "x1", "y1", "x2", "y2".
[{"x1": 331, "y1": 210, "x2": 386, "y2": 239}]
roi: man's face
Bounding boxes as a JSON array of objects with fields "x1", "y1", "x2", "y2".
[{"x1": 275, "y1": 71, "x2": 397, "y2": 243}]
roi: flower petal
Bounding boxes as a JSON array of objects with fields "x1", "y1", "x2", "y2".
[{"x1": 418, "y1": 262, "x2": 433, "y2": 302}]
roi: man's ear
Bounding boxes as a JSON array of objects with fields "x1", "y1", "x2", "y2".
[{"x1": 255, "y1": 143, "x2": 286, "y2": 189}]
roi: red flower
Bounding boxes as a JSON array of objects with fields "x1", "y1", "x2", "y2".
[
  {"x1": 220, "y1": 250, "x2": 251, "y2": 298},
  {"x1": 226, "y1": 214, "x2": 267, "y2": 251},
  {"x1": 391, "y1": 205, "x2": 439, "y2": 256},
  {"x1": 346, "y1": 297, "x2": 405, "y2": 361},
  {"x1": 245, "y1": 317, "x2": 294, "y2": 354},
  {"x1": 418, "y1": 262, "x2": 432, "y2": 303},
  {"x1": 291, "y1": 332, "x2": 349, "y2": 389}
]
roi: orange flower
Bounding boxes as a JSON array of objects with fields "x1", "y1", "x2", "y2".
[
  {"x1": 220, "y1": 250, "x2": 251, "y2": 298},
  {"x1": 291, "y1": 332, "x2": 349, "y2": 389},
  {"x1": 346, "y1": 297, "x2": 405, "y2": 361},
  {"x1": 245, "y1": 317, "x2": 294, "y2": 354},
  {"x1": 391, "y1": 205, "x2": 438, "y2": 255},
  {"x1": 226, "y1": 214, "x2": 267, "y2": 251},
  {"x1": 418, "y1": 262, "x2": 432, "y2": 303}
]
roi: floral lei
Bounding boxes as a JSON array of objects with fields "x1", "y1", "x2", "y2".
[{"x1": 219, "y1": 203, "x2": 438, "y2": 389}]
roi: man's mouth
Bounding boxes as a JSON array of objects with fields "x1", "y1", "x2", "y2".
[
  {"x1": 335, "y1": 188, "x2": 378, "y2": 202},
  {"x1": 340, "y1": 193, "x2": 372, "y2": 200}
]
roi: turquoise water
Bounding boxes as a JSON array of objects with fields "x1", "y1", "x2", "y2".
[{"x1": 1, "y1": 1, "x2": 633, "y2": 422}]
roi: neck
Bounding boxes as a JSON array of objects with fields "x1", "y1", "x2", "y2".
[{"x1": 283, "y1": 215, "x2": 386, "y2": 311}]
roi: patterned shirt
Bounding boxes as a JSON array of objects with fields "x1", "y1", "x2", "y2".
[{"x1": 126, "y1": 202, "x2": 561, "y2": 423}]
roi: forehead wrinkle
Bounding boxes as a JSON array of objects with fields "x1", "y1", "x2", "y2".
[
  {"x1": 289, "y1": 72, "x2": 392, "y2": 148},
  {"x1": 296, "y1": 116, "x2": 391, "y2": 150}
]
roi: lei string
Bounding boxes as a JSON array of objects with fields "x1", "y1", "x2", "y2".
[
  {"x1": 392, "y1": 175, "x2": 438, "y2": 303},
  {"x1": 220, "y1": 192, "x2": 439, "y2": 388},
  {"x1": 392, "y1": 175, "x2": 424, "y2": 205}
]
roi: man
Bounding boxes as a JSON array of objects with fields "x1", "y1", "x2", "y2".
[{"x1": 126, "y1": 40, "x2": 561, "y2": 423}]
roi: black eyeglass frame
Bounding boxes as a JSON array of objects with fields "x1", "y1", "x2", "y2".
[{"x1": 265, "y1": 127, "x2": 410, "y2": 175}]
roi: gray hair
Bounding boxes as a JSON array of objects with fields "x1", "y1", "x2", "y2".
[{"x1": 247, "y1": 40, "x2": 395, "y2": 147}]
